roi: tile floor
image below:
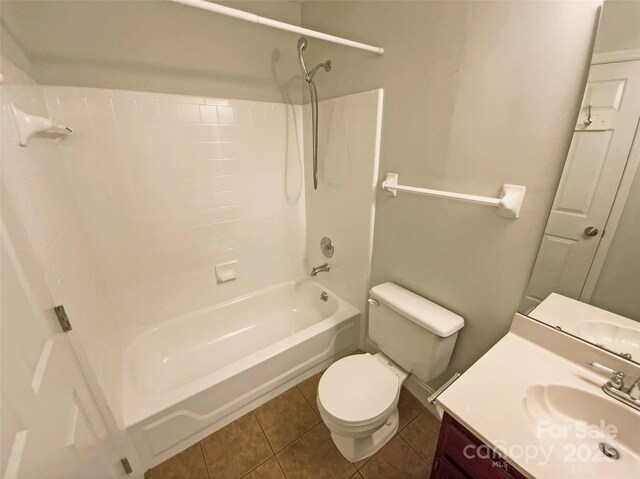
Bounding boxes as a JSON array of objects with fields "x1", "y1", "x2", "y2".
[{"x1": 145, "y1": 368, "x2": 441, "y2": 479}]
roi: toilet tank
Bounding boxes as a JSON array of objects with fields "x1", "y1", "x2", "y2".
[{"x1": 368, "y1": 282, "x2": 464, "y2": 383}]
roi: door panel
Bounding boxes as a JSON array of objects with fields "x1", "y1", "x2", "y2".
[
  {"x1": 522, "y1": 61, "x2": 640, "y2": 311},
  {"x1": 1, "y1": 217, "x2": 124, "y2": 479}
]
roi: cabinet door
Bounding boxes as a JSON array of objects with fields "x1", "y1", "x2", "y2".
[
  {"x1": 432, "y1": 456, "x2": 469, "y2": 479},
  {"x1": 1, "y1": 209, "x2": 125, "y2": 478}
]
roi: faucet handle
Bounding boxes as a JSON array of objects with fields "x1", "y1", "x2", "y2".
[{"x1": 586, "y1": 361, "x2": 625, "y2": 389}]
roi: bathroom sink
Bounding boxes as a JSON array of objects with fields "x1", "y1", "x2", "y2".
[
  {"x1": 437, "y1": 315, "x2": 640, "y2": 478},
  {"x1": 523, "y1": 384, "x2": 640, "y2": 475}
]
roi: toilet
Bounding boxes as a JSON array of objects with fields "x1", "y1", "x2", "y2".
[{"x1": 316, "y1": 282, "x2": 464, "y2": 462}]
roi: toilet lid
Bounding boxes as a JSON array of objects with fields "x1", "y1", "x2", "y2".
[{"x1": 318, "y1": 354, "x2": 400, "y2": 425}]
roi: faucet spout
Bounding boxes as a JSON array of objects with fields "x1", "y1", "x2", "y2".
[{"x1": 310, "y1": 263, "x2": 330, "y2": 277}]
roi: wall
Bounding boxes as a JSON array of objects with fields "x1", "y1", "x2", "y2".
[
  {"x1": 1, "y1": 0, "x2": 303, "y2": 103},
  {"x1": 0, "y1": 56, "x2": 122, "y2": 414},
  {"x1": 43, "y1": 85, "x2": 306, "y2": 336},
  {"x1": 304, "y1": 89, "x2": 382, "y2": 340},
  {"x1": 593, "y1": 0, "x2": 640, "y2": 53},
  {"x1": 590, "y1": 166, "x2": 640, "y2": 320},
  {"x1": 301, "y1": 1, "x2": 601, "y2": 386}
]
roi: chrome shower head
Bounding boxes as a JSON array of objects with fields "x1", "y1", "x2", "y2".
[{"x1": 297, "y1": 37, "x2": 331, "y2": 82}]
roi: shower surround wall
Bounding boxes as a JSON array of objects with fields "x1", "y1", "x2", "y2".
[
  {"x1": 304, "y1": 90, "x2": 383, "y2": 332},
  {"x1": 44, "y1": 86, "x2": 307, "y2": 335},
  {"x1": 3, "y1": 55, "x2": 382, "y2": 470}
]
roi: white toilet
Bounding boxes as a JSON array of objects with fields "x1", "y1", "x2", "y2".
[{"x1": 316, "y1": 282, "x2": 464, "y2": 462}]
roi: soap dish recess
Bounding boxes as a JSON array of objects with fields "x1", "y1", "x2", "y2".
[
  {"x1": 9, "y1": 103, "x2": 72, "y2": 146},
  {"x1": 215, "y1": 261, "x2": 239, "y2": 283}
]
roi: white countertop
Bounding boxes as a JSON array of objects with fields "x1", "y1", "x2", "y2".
[{"x1": 437, "y1": 315, "x2": 640, "y2": 479}]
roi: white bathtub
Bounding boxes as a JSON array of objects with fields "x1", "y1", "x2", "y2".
[{"x1": 123, "y1": 279, "x2": 360, "y2": 468}]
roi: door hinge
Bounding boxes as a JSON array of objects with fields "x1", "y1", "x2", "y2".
[
  {"x1": 53, "y1": 305, "x2": 72, "y2": 332},
  {"x1": 120, "y1": 457, "x2": 133, "y2": 475}
]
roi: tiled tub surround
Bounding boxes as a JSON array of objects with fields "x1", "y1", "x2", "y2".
[
  {"x1": 145, "y1": 368, "x2": 441, "y2": 479},
  {"x1": 304, "y1": 90, "x2": 383, "y2": 336},
  {"x1": 3, "y1": 53, "x2": 384, "y2": 472},
  {"x1": 44, "y1": 85, "x2": 307, "y2": 333},
  {"x1": 125, "y1": 280, "x2": 360, "y2": 468}
]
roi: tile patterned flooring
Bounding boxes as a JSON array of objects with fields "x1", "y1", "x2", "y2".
[{"x1": 145, "y1": 368, "x2": 441, "y2": 479}]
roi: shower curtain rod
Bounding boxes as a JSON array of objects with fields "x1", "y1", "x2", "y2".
[{"x1": 168, "y1": 0, "x2": 385, "y2": 55}]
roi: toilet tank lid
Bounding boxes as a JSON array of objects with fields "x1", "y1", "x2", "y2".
[{"x1": 369, "y1": 282, "x2": 464, "y2": 337}]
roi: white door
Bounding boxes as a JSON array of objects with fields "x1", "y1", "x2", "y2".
[
  {"x1": 0, "y1": 204, "x2": 126, "y2": 478},
  {"x1": 521, "y1": 60, "x2": 640, "y2": 312}
]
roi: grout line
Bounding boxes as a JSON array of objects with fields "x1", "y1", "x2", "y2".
[
  {"x1": 198, "y1": 442, "x2": 212, "y2": 479},
  {"x1": 398, "y1": 415, "x2": 439, "y2": 467},
  {"x1": 398, "y1": 433, "x2": 433, "y2": 468},
  {"x1": 274, "y1": 454, "x2": 288, "y2": 479},
  {"x1": 296, "y1": 384, "x2": 316, "y2": 411},
  {"x1": 253, "y1": 411, "x2": 276, "y2": 456},
  {"x1": 239, "y1": 455, "x2": 275, "y2": 479},
  {"x1": 237, "y1": 412, "x2": 277, "y2": 478}
]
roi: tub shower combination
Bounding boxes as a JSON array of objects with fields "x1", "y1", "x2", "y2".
[
  {"x1": 124, "y1": 281, "x2": 360, "y2": 465},
  {"x1": 1, "y1": 3, "x2": 383, "y2": 469}
]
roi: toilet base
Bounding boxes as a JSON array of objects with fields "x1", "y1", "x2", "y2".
[{"x1": 330, "y1": 409, "x2": 399, "y2": 462}]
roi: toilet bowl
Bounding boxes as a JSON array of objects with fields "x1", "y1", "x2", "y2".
[
  {"x1": 316, "y1": 282, "x2": 464, "y2": 462},
  {"x1": 316, "y1": 352, "x2": 408, "y2": 461}
]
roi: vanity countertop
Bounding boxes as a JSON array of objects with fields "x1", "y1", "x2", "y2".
[{"x1": 436, "y1": 315, "x2": 640, "y2": 479}]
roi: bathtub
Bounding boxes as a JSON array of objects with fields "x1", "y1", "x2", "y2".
[{"x1": 123, "y1": 279, "x2": 360, "y2": 468}]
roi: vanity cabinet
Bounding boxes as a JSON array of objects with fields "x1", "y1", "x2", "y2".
[{"x1": 430, "y1": 412, "x2": 528, "y2": 479}]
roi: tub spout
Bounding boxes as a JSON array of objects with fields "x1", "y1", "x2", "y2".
[{"x1": 310, "y1": 263, "x2": 330, "y2": 277}]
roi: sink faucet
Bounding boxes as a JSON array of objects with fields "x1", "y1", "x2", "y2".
[
  {"x1": 310, "y1": 262, "x2": 330, "y2": 277},
  {"x1": 587, "y1": 361, "x2": 640, "y2": 412}
]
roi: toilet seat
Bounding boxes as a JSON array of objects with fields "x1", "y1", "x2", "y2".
[{"x1": 317, "y1": 353, "x2": 400, "y2": 427}]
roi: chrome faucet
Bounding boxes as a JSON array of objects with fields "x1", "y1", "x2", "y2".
[
  {"x1": 310, "y1": 262, "x2": 330, "y2": 277},
  {"x1": 587, "y1": 361, "x2": 640, "y2": 412}
]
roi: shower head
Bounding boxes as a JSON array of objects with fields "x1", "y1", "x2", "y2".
[
  {"x1": 306, "y1": 60, "x2": 331, "y2": 81},
  {"x1": 297, "y1": 37, "x2": 331, "y2": 82}
]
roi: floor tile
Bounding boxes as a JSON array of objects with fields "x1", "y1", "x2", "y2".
[
  {"x1": 145, "y1": 443, "x2": 208, "y2": 479},
  {"x1": 255, "y1": 387, "x2": 321, "y2": 452},
  {"x1": 201, "y1": 412, "x2": 272, "y2": 478},
  {"x1": 242, "y1": 457, "x2": 285, "y2": 479},
  {"x1": 353, "y1": 455, "x2": 370, "y2": 470},
  {"x1": 349, "y1": 473, "x2": 364, "y2": 479},
  {"x1": 277, "y1": 424, "x2": 357, "y2": 479},
  {"x1": 359, "y1": 436, "x2": 430, "y2": 479},
  {"x1": 400, "y1": 409, "x2": 441, "y2": 465},
  {"x1": 397, "y1": 387, "x2": 425, "y2": 431},
  {"x1": 296, "y1": 371, "x2": 323, "y2": 413}
]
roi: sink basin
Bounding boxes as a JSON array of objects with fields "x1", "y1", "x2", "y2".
[
  {"x1": 523, "y1": 384, "x2": 640, "y2": 477},
  {"x1": 574, "y1": 321, "x2": 640, "y2": 360}
]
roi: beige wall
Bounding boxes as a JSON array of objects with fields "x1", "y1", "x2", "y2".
[
  {"x1": 594, "y1": 0, "x2": 640, "y2": 53},
  {"x1": 1, "y1": 0, "x2": 303, "y2": 103},
  {"x1": 591, "y1": 166, "x2": 640, "y2": 320},
  {"x1": 301, "y1": 0, "x2": 601, "y2": 387}
]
